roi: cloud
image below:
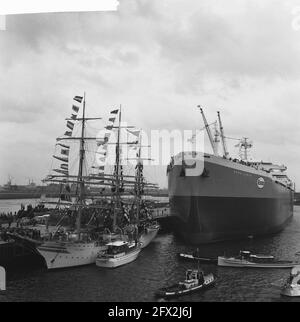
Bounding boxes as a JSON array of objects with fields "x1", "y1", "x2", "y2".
[{"x1": 0, "y1": 0, "x2": 300, "y2": 188}]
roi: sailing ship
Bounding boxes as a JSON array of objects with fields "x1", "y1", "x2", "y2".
[
  {"x1": 93, "y1": 106, "x2": 159, "y2": 268},
  {"x1": 37, "y1": 94, "x2": 112, "y2": 269},
  {"x1": 95, "y1": 107, "x2": 160, "y2": 249},
  {"x1": 37, "y1": 97, "x2": 160, "y2": 269}
]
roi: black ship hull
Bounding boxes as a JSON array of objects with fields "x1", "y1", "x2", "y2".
[{"x1": 170, "y1": 195, "x2": 293, "y2": 243}]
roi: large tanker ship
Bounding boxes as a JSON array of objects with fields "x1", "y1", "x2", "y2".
[{"x1": 168, "y1": 108, "x2": 294, "y2": 244}]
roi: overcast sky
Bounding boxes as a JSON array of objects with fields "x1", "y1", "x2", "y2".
[{"x1": 1, "y1": 0, "x2": 300, "y2": 189}]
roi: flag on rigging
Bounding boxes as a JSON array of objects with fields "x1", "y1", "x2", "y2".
[
  {"x1": 97, "y1": 137, "x2": 109, "y2": 146},
  {"x1": 109, "y1": 117, "x2": 116, "y2": 123},
  {"x1": 74, "y1": 96, "x2": 83, "y2": 103},
  {"x1": 53, "y1": 169, "x2": 69, "y2": 176},
  {"x1": 67, "y1": 121, "x2": 74, "y2": 130},
  {"x1": 127, "y1": 129, "x2": 140, "y2": 137},
  {"x1": 72, "y1": 105, "x2": 80, "y2": 113},
  {"x1": 110, "y1": 109, "x2": 119, "y2": 114},
  {"x1": 71, "y1": 114, "x2": 77, "y2": 120},
  {"x1": 61, "y1": 164, "x2": 68, "y2": 170},
  {"x1": 64, "y1": 131, "x2": 72, "y2": 137},
  {"x1": 57, "y1": 143, "x2": 70, "y2": 149},
  {"x1": 61, "y1": 149, "x2": 69, "y2": 156},
  {"x1": 53, "y1": 155, "x2": 69, "y2": 163}
]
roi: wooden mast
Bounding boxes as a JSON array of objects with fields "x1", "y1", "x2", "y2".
[
  {"x1": 76, "y1": 92, "x2": 86, "y2": 237},
  {"x1": 113, "y1": 105, "x2": 122, "y2": 231},
  {"x1": 135, "y1": 135, "x2": 142, "y2": 225}
]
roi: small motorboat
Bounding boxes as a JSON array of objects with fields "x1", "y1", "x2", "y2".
[
  {"x1": 96, "y1": 240, "x2": 141, "y2": 268},
  {"x1": 281, "y1": 266, "x2": 300, "y2": 297},
  {"x1": 178, "y1": 252, "x2": 217, "y2": 264},
  {"x1": 156, "y1": 269, "x2": 215, "y2": 298},
  {"x1": 218, "y1": 250, "x2": 298, "y2": 268}
]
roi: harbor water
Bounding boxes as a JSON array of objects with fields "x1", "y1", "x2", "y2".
[{"x1": 0, "y1": 199, "x2": 300, "y2": 302}]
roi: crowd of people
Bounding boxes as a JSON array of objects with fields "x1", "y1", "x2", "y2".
[
  {"x1": 0, "y1": 212, "x2": 15, "y2": 227},
  {"x1": 0, "y1": 203, "x2": 51, "y2": 225},
  {"x1": 0, "y1": 198, "x2": 156, "y2": 244},
  {"x1": 0, "y1": 227, "x2": 42, "y2": 242}
]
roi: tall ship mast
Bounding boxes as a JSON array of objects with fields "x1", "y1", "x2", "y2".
[
  {"x1": 132, "y1": 133, "x2": 160, "y2": 248},
  {"x1": 97, "y1": 113, "x2": 160, "y2": 247},
  {"x1": 112, "y1": 105, "x2": 123, "y2": 231},
  {"x1": 76, "y1": 92, "x2": 86, "y2": 237},
  {"x1": 168, "y1": 107, "x2": 294, "y2": 244}
]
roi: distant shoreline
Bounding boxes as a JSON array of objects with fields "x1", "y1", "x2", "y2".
[
  {"x1": 0, "y1": 193, "x2": 60, "y2": 200},
  {"x1": 0, "y1": 192, "x2": 169, "y2": 200}
]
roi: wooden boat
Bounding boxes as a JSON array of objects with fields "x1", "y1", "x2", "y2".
[
  {"x1": 281, "y1": 266, "x2": 300, "y2": 297},
  {"x1": 218, "y1": 250, "x2": 298, "y2": 268},
  {"x1": 96, "y1": 240, "x2": 141, "y2": 268},
  {"x1": 178, "y1": 252, "x2": 217, "y2": 264},
  {"x1": 156, "y1": 269, "x2": 215, "y2": 298}
]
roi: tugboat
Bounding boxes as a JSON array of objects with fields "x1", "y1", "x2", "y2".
[
  {"x1": 281, "y1": 266, "x2": 300, "y2": 297},
  {"x1": 218, "y1": 250, "x2": 298, "y2": 268},
  {"x1": 156, "y1": 269, "x2": 215, "y2": 298},
  {"x1": 96, "y1": 239, "x2": 141, "y2": 268}
]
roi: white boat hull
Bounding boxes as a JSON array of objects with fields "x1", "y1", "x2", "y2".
[
  {"x1": 281, "y1": 286, "x2": 300, "y2": 297},
  {"x1": 96, "y1": 248, "x2": 141, "y2": 268},
  {"x1": 218, "y1": 256, "x2": 296, "y2": 268},
  {"x1": 37, "y1": 241, "x2": 107, "y2": 270},
  {"x1": 139, "y1": 225, "x2": 160, "y2": 249}
]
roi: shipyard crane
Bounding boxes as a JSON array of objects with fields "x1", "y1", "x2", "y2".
[
  {"x1": 198, "y1": 106, "x2": 218, "y2": 156},
  {"x1": 217, "y1": 111, "x2": 229, "y2": 158}
]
